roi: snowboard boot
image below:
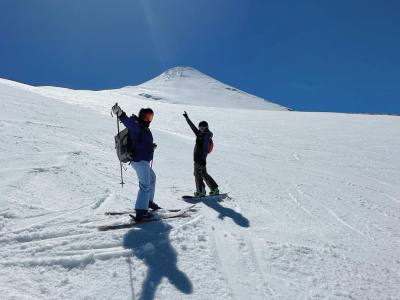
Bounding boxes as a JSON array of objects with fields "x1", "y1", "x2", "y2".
[
  {"x1": 133, "y1": 209, "x2": 153, "y2": 222},
  {"x1": 209, "y1": 188, "x2": 220, "y2": 196},
  {"x1": 194, "y1": 189, "x2": 206, "y2": 197},
  {"x1": 149, "y1": 201, "x2": 162, "y2": 211}
]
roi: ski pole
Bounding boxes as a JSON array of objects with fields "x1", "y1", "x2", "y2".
[{"x1": 114, "y1": 102, "x2": 125, "y2": 187}]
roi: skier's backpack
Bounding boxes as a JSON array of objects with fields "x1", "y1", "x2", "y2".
[
  {"x1": 115, "y1": 128, "x2": 134, "y2": 163},
  {"x1": 208, "y1": 138, "x2": 214, "y2": 153}
]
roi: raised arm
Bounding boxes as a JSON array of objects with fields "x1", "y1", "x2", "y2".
[
  {"x1": 119, "y1": 112, "x2": 140, "y2": 143},
  {"x1": 119, "y1": 112, "x2": 134, "y2": 128},
  {"x1": 112, "y1": 104, "x2": 140, "y2": 143},
  {"x1": 183, "y1": 111, "x2": 199, "y2": 136}
]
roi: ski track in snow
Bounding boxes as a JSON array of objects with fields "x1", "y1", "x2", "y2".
[{"x1": 202, "y1": 197, "x2": 278, "y2": 299}]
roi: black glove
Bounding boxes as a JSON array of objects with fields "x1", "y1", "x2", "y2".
[
  {"x1": 183, "y1": 111, "x2": 188, "y2": 118},
  {"x1": 153, "y1": 143, "x2": 157, "y2": 149}
]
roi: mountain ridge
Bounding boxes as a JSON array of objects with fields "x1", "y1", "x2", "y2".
[{"x1": 0, "y1": 66, "x2": 290, "y2": 111}]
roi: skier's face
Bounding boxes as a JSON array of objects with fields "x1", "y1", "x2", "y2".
[
  {"x1": 142, "y1": 112, "x2": 154, "y2": 122},
  {"x1": 140, "y1": 112, "x2": 153, "y2": 128},
  {"x1": 199, "y1": 126, "x2": 207, "y2": 132}
]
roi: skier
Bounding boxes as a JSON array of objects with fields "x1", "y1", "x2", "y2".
[
  {"x1": 112, "y1": 104, "x2": 161, "y2": 221},
  {"x1": 183, "y1": 111, "x2": 219, "y2": 197}
]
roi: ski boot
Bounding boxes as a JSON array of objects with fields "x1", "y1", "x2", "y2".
[
  {"x1": 133, "y1": 209, "x2": 153, "y2": 222},
  {"x1": 149, "y1": 201, "x2": 162, "y2": 211}
]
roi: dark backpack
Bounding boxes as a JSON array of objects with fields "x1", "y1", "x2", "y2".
[{"x1": 115, "y1": 128, "x2": 134, "y2": 163}]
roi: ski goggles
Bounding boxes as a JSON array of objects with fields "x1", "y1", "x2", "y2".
[{"x1": 142, "y1": 112, "x2": 154, "y2": 122}]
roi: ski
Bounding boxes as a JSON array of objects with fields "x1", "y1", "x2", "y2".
[
  {"x1": 97, "y1": 205, "x2": 195, "y2": 231},
  {"x1": 182, "y1": 193, "x2": 229, "y2": 203},
  {"x1": 104, "y1": 207, "x2": 197, "y2": 216}
]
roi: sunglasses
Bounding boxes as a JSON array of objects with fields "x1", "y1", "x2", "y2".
[{"x1": 142, "y1": 112, "x2": 154, "y2": 122}]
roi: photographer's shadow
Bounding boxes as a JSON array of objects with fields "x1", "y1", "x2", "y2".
[{"x1": 123, "y1": 222, "x2": 193, "y2": 300}]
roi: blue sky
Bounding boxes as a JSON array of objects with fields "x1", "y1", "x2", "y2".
[{"x1": 0, "y1": 0, "x2": 399, "y2": 114}]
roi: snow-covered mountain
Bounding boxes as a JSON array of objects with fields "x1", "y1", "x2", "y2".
[
  {"x1": 133, "y1": 66, "x2": 289, "y2": 110},
  {"x1": 21, "y1": 66, "x2": 289, "y2": 111},
  {"x1": 0, "y1": 71, "x2": 399, "y2": 300}
]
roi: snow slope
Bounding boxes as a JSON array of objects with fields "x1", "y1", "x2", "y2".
[{"x1": 1, "y1": 72, "x2": 400, "y2": 300}]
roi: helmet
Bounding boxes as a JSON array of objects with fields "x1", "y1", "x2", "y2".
[
  {"x1": 138, "y1": 107, "x2": 154, "y2": 122},
  {"x1": 198, "y1": 121, "x2": 208, "y2": 128}
]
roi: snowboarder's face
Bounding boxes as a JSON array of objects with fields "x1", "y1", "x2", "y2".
[{"x1": 199, "y1": 126, "x2": 207, "y2": 132}]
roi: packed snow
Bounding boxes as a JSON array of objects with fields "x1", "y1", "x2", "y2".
[{"x1": 0, "y1": 68, "x2": 399, "y2": 299}]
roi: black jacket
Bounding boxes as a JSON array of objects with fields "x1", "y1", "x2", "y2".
[{"x1": 185, "y1": 117, "x2": 212, "y2": 164}]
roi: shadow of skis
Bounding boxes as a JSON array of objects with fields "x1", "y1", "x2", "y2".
[{"x1": 123, "y1": 222, "x2": 193, "y2": 300}]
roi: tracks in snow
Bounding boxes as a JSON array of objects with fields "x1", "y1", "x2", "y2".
[{"x1": 200, "y1": 197, "x2": 277, "y2": 299}]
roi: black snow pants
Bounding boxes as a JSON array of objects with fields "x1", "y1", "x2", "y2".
[{"x1": 194, "y1": 162, "x2": 218, "y2": 193}]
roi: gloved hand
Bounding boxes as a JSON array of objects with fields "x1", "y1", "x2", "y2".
[
  {"x1": 112, "y1": 104, "x2": 123, "y2": 117},
  {"x1": 183, "y1": 111, "x2": 188, "y2": 119},
  {"x1": 153, "y1": 143, "x2": 158, "y2": 149}
]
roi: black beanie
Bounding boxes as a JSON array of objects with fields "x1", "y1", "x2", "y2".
[{"x1": 199, "y1": 121, "x2": 208, "y2": 127}]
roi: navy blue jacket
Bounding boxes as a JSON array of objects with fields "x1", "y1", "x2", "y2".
[{"x1": 120, "y1": 112, "x2": 154, "y2": 162}]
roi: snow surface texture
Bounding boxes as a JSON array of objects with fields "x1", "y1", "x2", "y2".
[{"x1": 1, "y1": 67, "x2": 400, "y2": 300}]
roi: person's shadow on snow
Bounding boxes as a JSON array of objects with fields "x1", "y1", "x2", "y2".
[
  {"x1": 123, "y1": 222, "x2": 193, "y2": 300},
  {"x1": 201, "y1": 198, "x2": 250, "y2": 228}
]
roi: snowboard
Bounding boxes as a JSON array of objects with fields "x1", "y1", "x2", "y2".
[
  {"x1": 97, "y1": 205, "x2": 195, "y2": 231},
  {"x1": 182, "y1": 193, "x2": 229, "y2": 203}
]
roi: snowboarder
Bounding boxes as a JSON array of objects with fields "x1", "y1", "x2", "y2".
[
  {"x1": 183, "y1": 111, "x2": 219, "y2": 197},
  {"x1": 112, "y1": 104, "x2": 161, "y2": 221}
]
